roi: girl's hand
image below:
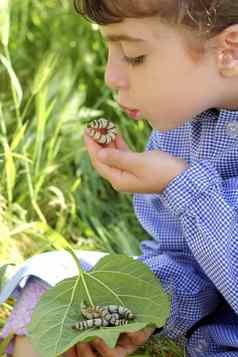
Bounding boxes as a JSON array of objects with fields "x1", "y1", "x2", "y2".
[
  {"x1": 64, "y1": 326, "x2": 155, "y2": 357},
  {"x1": 84, "y1": 133, "x2": 188, "y2": 194}
]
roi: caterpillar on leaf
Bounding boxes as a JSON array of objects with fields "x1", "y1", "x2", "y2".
[
  {"x1": 72, "y1": 302, "x2": 135, "y2": 331},
  {"x1": 72, "y1": 317, "x2": 129, "y2": 331}
]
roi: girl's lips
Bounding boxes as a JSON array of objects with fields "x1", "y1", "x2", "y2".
[
  {"x1": 125, "y1": 109, "x2": 142, "y2": 119},
  {"x1": 119, "y1": 104, "x2": 142, "y2": 119},
  {"x1": 121, "y1": 105, "x2": 141, "y2": 119}
]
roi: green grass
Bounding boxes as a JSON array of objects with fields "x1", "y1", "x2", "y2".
[
  {"x1": 0, "y1": 1, "x2": 184, "y2": 355},
  {"x1": 0, "y1": 0, "x2": 152, "y2": 257}
]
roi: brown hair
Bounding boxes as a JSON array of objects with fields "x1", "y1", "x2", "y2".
[{"x1": 74, "y1": 0, "x2": 238, "y2": 39}]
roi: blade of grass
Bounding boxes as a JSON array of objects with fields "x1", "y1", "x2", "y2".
[{"x1": 0, "y1": 0, "x2": 10, "y2": 47}]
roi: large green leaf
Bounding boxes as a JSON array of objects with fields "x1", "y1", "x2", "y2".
[
  {"x1": 28, "y1": 254, "x2": 171, "y2": 357},
  {"x1": 0, "y1": 263, "x2": 15, "y2": 291}
]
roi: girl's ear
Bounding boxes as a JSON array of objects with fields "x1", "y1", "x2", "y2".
[{"x1": 216, "y1": 24, "x2": 238, "y2": 77}]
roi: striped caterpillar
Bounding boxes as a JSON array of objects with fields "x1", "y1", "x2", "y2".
[
  {"x1": 72, "y1": 318, "x2": 129, "y2": 331},
  {"x1": 72, "y1": 302, "x2": 135, "y2": 331},
  {"x1": 86, "y1": 118, "x2": 118, "y2": 144}
]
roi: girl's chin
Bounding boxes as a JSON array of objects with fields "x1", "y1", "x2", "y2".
[
  {"x1": 150, "y1": 123, "x2": 179, "y2": 132},
  {"x1": 148, "y1": 115, "x2": 185, "y2": 131}
]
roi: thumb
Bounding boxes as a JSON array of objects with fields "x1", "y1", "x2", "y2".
[
  {"x1": 104, "y1": 134, "x2": 129, "y2": 150},
  {"x1": 115, "y1": 134, "x2": 130, "y2": 151}
]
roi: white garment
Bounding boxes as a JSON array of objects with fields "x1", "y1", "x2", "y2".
[{"x1": 0, "y1": 250, "x2": 107, "y2": 304}]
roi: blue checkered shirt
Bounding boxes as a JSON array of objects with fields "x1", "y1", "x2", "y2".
[{"x1": 134, "y1": 109, "x2": 238, "y2": 356}]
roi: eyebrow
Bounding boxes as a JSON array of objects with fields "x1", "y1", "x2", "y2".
[{"x1": 104, "y1": 34, "x2": 145, "y2": 43}]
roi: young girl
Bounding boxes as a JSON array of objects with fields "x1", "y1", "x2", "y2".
[{"x1": 1, "y1": 0, "x2": 238, "y2": 355}]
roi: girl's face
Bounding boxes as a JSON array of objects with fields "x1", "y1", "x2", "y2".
[{"x1": 101, "y1": 17, "x2": 223, "y2": 131}]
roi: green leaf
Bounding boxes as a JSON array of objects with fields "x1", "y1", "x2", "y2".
[
  {"x1": 0, "y1": 263, "x2": 15, "y2": 291},
  {"x1": 0, "y1": 0, "x2": 10, "y2": 47},
  {"x1": 0, "y1": 331, "x2": 14, "y2": 355},
  {"x1": 0, "y1": 53, "x2": 23, "y2": 106},
  {"x1": 0, "y1": 264, "x2": 8, "y2": 289},
  {"x1": 10, "y1": 122, "x2": 28, "y2": 151},
  {"x1": 32, "y1": 53, "x2": 57, "y2": 95},
  {"x1": 1, "y1": 138, "x2": 16, "y2": 203},
  {"x1": 28, "y1": 254, "x2": 171, "y2": 357}
]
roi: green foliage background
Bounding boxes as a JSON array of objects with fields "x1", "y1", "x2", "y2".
[
  {"x1": 0, "y1": 1, "x2": 183, "y2": 355},
  {"x1": 0, "y1": 0, "x2": 152, "y2": 265}
]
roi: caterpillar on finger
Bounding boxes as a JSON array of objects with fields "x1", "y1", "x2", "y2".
[{"x1": 86, "y1": 118, "x2": 118, "y2": 144}]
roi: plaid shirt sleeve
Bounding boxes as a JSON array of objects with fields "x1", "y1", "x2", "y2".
[
  {"x1": 160, "y1": 159, "x2": 238, "y2": 314},
  {"x1": 135, "y1": 132, "x2": 221, "y2": 340},
  {"x1": 159, "y1": 159, "x2": 238, "y2": 354},
  {"x1": 134, "y1": 113, "x2": 238, "y2": 354}
]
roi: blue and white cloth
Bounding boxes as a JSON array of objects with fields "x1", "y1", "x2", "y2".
[
  {"x1": 134, "y1": 108, "x2": 238, "y2": 355},
  {"x1": 1, "y1": 108, "x2": 238, "y2": 356}
]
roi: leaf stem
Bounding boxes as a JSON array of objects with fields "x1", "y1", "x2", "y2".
[
  {"x1": 65, "y1": 247, "x2": 82, "y2": 274},
  {"x1": 65, "y1": 247, "x2": 94, "y2": 307}
]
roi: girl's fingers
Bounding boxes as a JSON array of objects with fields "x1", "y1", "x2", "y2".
[
  {"x1": 84, "y1": 133, "x2": 120, "y2": 176},
  {"x1": 90, "y1": 338, "x2": 111, "y2": 356},
  {"x1": 84, "y1": 131, "x2": 129, "y2": 151},
  {"x1": 115, "y1": 328, "x2": 155, "y2": 355},
  {"x1": 115, "y1": 135, "x2": 129, "y2": 150},
  {"x1": 76, "y1": 342, "x2": 99, "y2": 357},
  {"x1": 126, "y1": 327, "x2": 155, "y2": 346},
  {"x1": 84, "y1": 133, "x2": 102, "y2": 151},
  {"x1": 90, "y1": 338, "x2": 126, "y2": 357},
  {"x1": 85, "y1": 131, "x2": 136, "y2": 173},
  {"x1": 84, "y1": 134, "x2": 104, "y2": 165},
  {"x1": 84, "y1": 132, "x2": 131, "y2": 167},
  {"x1": 64, "y1": 330, "x2": 154, "y2": 357},
  {"x1": 84, "y1": 132, "x2": 141, "y2": 192},
  {"x1": 91, "y1": 155, "x2": 140, "y2": 192},
  {"x1": 115, "y1": 335, "x2": 138, "y2": 355},
  {"x1": 63, "y1": 346, "x2": 77, "y2": 357},
  {"x1": 97, "y1": 149, "x2": 144, "y2": 174}
]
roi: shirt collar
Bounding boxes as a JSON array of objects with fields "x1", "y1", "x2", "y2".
[
  {"x1": 218, "y1": 108, "x2": 238, "y2": 122},
  {"x1": 192, "y1": 108, "x2": 219, "y2": 123},
  {"x1": 193, "y1": 108, "x2": 238, "y2": 123}
]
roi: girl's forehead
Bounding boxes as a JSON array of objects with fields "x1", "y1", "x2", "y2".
[
  {"x1": 101, "y1": 0, "x2": 161, "y2": 17},
  {"x1": 100, "y1": 17, "x2": 162, "y2": 43}
]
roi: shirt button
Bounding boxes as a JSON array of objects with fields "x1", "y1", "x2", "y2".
[{"x1": 226, "y1": 122, "x2": 238, "y2": 138}]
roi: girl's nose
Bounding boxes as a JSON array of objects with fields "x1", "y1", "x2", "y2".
[{"x1": 104, "y1": 56, "x2": 129, "y2": 91}]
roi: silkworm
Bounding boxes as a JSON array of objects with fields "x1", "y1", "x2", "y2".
[
  {"x1": 81, "y1": 302, "x2": 135, "y2": 321},
  {"x1": 86, "y1": 118, "x2": 118, "y2": 144},
  {"x1": 113, "y1": 319, "x2": 129, "y2": 326},
  {"x1": 72, "y1": 318, "x2": 110, "y2": 331},
  {"x1": 72, "y1": 302, "x2": 135, "y2": 331},
  {"x1": 102, "y1": 305, "x2": 135, "y2": 320}
]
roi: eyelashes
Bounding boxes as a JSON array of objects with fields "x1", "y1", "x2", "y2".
[
  {"x1": 105, "y1": 44, "x2": 146, "y2": 67},
  {"x1": 123, "y1": 55, "x2": 146, "y2": 66},
  {"x1": 86, "y1": 118, "x2": 118, "y2": 144}
]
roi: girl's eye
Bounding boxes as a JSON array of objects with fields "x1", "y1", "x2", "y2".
[{"x1": 123, "y1": 55, "x2": 146, "y2": 67}]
